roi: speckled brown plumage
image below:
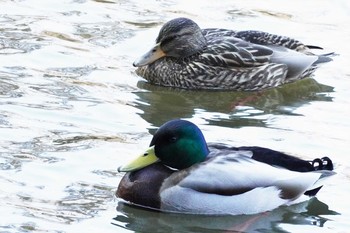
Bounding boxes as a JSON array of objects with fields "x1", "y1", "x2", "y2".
[{"x1": 133, "y1": 18, "x2": 332, "y2": 91}]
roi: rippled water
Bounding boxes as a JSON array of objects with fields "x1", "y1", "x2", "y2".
[{"x1": 1, "y1": 0, "x2": 350, "y2": 232}]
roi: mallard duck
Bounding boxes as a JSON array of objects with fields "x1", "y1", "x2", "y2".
[
  {"x1": 117, "y1": 119, "x2": 334, "y2": 215},
  {"x1": 133, "y1": 17, "x2": 333, "y2": 91}
]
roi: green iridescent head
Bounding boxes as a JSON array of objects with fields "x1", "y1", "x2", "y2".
[
  {"x1": 118, "y1": 119, "x2": 209, "y2": 172},
  {"x1": 149, "y1": 119, "x2": 209, "y2": 169}
]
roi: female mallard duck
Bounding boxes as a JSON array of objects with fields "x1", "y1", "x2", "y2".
[
  {"x1": 117, "y1": 119, "x2": 334, "y2": 215},
  {"x1": 133, "y1": 17, "x2": 332, "y2": 91}
]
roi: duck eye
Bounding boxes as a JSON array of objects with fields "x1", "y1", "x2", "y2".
[
  {"x1": 169, "y1": 136, "x2": 177, "y2": 142},
  {"x1": 161, "y1": 35, "x2": 177, "y2": 45}
]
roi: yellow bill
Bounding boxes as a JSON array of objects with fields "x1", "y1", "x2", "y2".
[
  {"x1": 118, "y1": 146, "x2": 159, "y2": 172},
  {"x1": 133, "y1": 42, "x2": 166, "y2": 67}
]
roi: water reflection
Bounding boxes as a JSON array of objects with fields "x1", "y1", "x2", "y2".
[
  {"x1": 0, "y1": 80, "x2": 20, "y2": 97},
  {"x1": 0, "y1": 0, "x2": 347, "y2": 232},
  {"x1": 75, "y1": 23, "x2": 134, "y2": 47},
  {"x1": 6, "y1": 182, "x2": 115, "y2": 225},
  {"x1": 134, "y1": 78, "x2": 334, "y2": 128},
  {"x1": 113, "y1": 198, "x2": 338, "y2": 233},
  {"x1": 0, "y1": 15, "x2": 45, "y2": 55}
]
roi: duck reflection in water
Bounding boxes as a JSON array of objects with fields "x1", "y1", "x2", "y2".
[
  {"x1": 134, "y1": 78, "x2": 333, "y2": 128},
  {"x1": 113, "y1": 198, "x2": 338, "y2": 233}
]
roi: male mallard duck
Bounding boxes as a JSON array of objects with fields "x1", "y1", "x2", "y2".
[
  {"x1": 117, "y1": 119, "x2": 334, "y2": 215},
  {"x1": 133, "y1": 17, "x2": 333, "y2": 91}
]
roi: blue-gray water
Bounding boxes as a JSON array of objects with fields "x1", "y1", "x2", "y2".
[{"x1": 1, "y1": 0, "x2": 349, "y2": 232}]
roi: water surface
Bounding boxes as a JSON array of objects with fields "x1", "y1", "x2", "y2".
[{"x1": 1, "y1": 0, "x2": 350, "y2": 232}]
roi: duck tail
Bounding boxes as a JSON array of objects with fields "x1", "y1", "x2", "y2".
[
  {"x1": 304, "y1": 186, "x2": 323, "y2": 196},
  {"x1": 314, "y1": 52, "x2": 336, "y2": 65},
  {"x1": 304, "y1": 157, "x2": 335, "y2": 196},
  {"x1": 305, "y1": 44, "x2": 336, "y2": 65},
  {"x1": 306, "y1": 45, "x2": 324, "y2": 50},
  {"x1": 304, "y1": 170, "x2": 336, "y2": 196},
  {"x1": 310, "y1": 156, "x2": 334, "y2": 171}
]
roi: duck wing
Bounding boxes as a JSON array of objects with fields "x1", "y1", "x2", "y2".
[
  {"x1": 201, "y1": 37, "x2": 274, "y2": 67},
  {"x1": 268, "y1": 45, "x2": 318, "y2": 81},
  {"x1": 235, "y1": 30, "x2": 308, "y2": 51},
  {"x1": 202, "y1": 35, "x2": 319, "y2": 81},
  {"x1": 208, "y1": 143, "x2": 316, "y2": 172},
  {"x1": 159, "y1": 152, "x2": 334, "y2": 215},
  {"x1": 175, "y1": 153, "x2": 328, "y2": 197},
  {"x1": 202, "y1": 28, "x2": 237, "y2": 37}
]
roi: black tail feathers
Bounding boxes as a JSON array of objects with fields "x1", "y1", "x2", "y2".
[
  {"x1": 304, "y1": 157, "x2": 334, "y2": 196},
  {"x1": 311, "y1": 156, "x2": 334, "y2": 171}
]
